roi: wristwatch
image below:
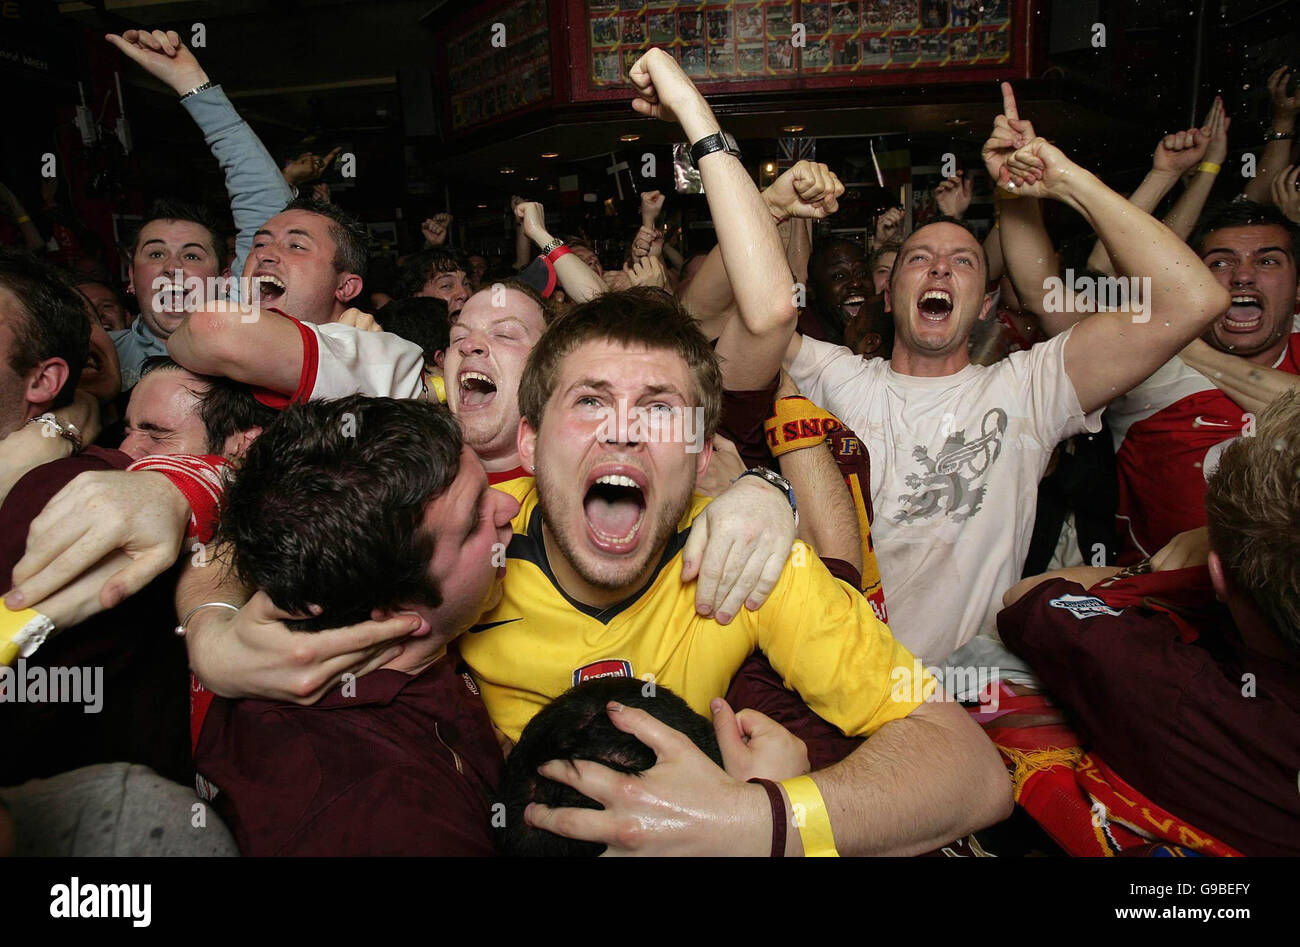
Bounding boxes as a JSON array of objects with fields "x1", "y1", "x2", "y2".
[
  {"x1": 736, "y1": 466, "x2": 798, "y2": 527},
  {"x1": 689, "y1": 131, "x2": 742, "y2": 167},
  {"x1": 1264, "y1": 129, "x2": 1295, "y2": 142},
  {"x1": 178, "y1": 80, "x2": 216, "y2": 101},
  {"x1": 539, "y1": 237, "x2": 565, "y2": 257}
]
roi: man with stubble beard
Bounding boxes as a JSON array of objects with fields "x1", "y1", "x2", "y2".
[{"x1": 463, "y1": 284, "x2": 1011, "y2": 856}]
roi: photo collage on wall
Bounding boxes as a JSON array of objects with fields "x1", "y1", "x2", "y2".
[
  {"x1": 588, "y1": 0, "x2": 1011, "y2": 86},
  {"x1": 449, "y1": 0, "x2": 554, "y2": 130}
]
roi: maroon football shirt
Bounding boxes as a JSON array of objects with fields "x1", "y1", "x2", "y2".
[
  {"x1": 195, "y1": 646, "x2": 503, "y2": 856},
  {"x1": 998, "y1": 568, "x2": 1300, "y2": 856}
]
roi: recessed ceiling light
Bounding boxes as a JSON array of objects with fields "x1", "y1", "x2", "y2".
[
  {"x1": 499, "y1": 167, "x2": 515, "y2": 174},
  {"x1": 524, "y1": 175, "x2": 538, "y2": 182},
  {"x1": 782, "y1": 125, "x2": 804, "y2": 133},
  {"x1": 619, "y1": 134, "x2": 640, "y2": 142},
  {"x1": 763, "y1": 162, "x2": 776, "y2": 173},
  {"x1": 540, "y1": 152, "x2": 560, "y2": 158}
]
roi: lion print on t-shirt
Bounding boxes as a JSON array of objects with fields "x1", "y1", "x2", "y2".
[{"x1": 896, "y1": 408, "x2": 1008, "y2": 523}]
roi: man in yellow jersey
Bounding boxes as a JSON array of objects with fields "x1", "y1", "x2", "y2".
[{"x1": 458, "y1": 284, "x2": 1012, "y2": 855}]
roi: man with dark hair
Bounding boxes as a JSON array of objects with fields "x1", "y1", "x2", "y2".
[
  {"x1": 498, "y1": 678, "x2": 726, "y2": 857},
  {"x1": 0, "y1": 250, "x2": 90, "y2": 436},
  {"x1": 112, "y1": 198, "x2": 229, "y2": 391},
  {"x1": 191, "y1": 396, "x2": 517, "y2": 855},
  {"x1": 119, "y1": 356, "x2": 274, "y2": 462},
  {"x1": 1106, "y1": 200, "x2": 1300, "y2": 560},
  {"x1": 166, "y1": 196, "x2": 425, "y2": 406},
  {"x1": 999, "y1": 390, "x2": 1300, "y2": 856},
  {"x1": 394, "y1": 246, "x2": 472, "y2": 315},
  {"x1": 800, "y1": 238, "x2": 871, "y2": 346}
]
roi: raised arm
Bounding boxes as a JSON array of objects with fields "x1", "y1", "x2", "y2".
[
  {"x1": 1242, "y1": 67, "x2": 1300, "y2": 204},
  {"x1": 984, "y1": 83, "x2": 1230, "y2": 414},
  {"x1": 515, "y1": 201, "x2": 606, "y2": 304},
  {"x1": 626, "y1": 49, "x2": 807, "y2": 391},
  {"x1": 1084, "y1": 117, "x2": 1212, "y2": 277},
  {"x1": 1163, "y1": 98, "x2": 1230, "y2": 241},
  {"x1": 996, "y1": 192, "x2": 1067, "y2": 331}
]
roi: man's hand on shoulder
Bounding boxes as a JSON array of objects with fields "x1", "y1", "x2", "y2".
[
  {"x1": 682, "y1": 471, "x2": 795, "y2": 623},
  {"x1": 5, "y1": 471, "x2": 191, "y2": 624}
]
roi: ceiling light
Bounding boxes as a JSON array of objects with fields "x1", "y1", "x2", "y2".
[
  {"x1": 499, "y1": 167, "x2": 515, "y2": 174},
  {"x1": 476, "y1": 203, "x2": 487, "y2": 209},
  {"x1": 540, "y1": 152, "x2": 560, "y2": 158},
  {"x1": 524, "y1": 175, "x2": 538, "y2": 182},
  {"x1": 782, "y1": 125, "x2": 804, "y2": 133},
  {"x1": 619, "y1": 134, "x2": 640, "y2": 142}
]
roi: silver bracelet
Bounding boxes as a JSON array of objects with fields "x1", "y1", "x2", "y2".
[
  {"x1": 28, "y1": 412, "x2": 82, "y2": 453},
  {"x1": 175, "y1": 601, "x2": 240, "y2": 637},
  {"x1": 178, "y1": 80, "x2": 216, "y2": 101}
]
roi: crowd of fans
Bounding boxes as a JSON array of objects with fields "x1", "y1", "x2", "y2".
[{"x1": 0, "y1": 30, "x2": 1297, "y2": 858}]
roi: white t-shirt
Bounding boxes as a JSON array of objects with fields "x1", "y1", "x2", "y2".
[
  {"x1": 254, "y1": 317, "x2": 426, "y2": 407},
  {"x1": 789, "y1": 328, "x2": 1101, "y2": 663}
]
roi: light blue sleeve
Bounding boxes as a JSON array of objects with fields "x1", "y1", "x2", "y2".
[{"x1": 179, "y1": 85, "x2": 294, "y2": 298}]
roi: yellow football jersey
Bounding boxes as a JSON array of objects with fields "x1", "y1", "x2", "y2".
[{"x1": 462, "y1": 478, "x2": 933, "y2": 743}]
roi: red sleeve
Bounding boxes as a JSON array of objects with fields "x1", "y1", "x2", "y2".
[{"x1": 251, "y1": 311, "x2": 318, "y2": 408}]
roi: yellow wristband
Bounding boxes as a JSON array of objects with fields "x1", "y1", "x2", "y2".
[
  {"x1": 781, "y1": 775, "x2": 839, "y2": 857},
  {"x1": 764, "y1": 396, "x2": 842, "y2": 457},
  {"x1": 1195, "y1": 162, "x2": 1221, "y2": 176},
  {"x1": 15, "y1": 214, "x2": 31, "y2": 224},
  {"x1": 0, "y1": 607, "x2": 54, "y2": 667}
]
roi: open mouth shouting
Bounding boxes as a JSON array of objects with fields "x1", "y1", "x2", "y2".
[
  {"x1": 458, "y1": 369, "x2": 498, "y2": 409},
  {"x1": 840, "y1": 293, "x2": 867, "y2": 320},
  {"x1": 917, "y1": 288, "x2": 954, "y2": 322},
  {"x1": 582, "y1": 466, "x2": 648, "y2": 554},
  {"x1": 1223, "y1": 292, "x2": 1265, "y2": 333},
  {"x1": 252, "y1": 272, "x2": 287, "y2": 305}
]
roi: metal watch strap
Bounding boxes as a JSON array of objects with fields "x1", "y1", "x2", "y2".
[
  {"x1": 179, "y1": 80, "x2": 216, "y2": 101},
  {"x1": 736, "y1": 466, "x2": 798, "y2": 527},
  {"x1": 539, "y1": 237, "x2": 565, "y2": 257}
]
